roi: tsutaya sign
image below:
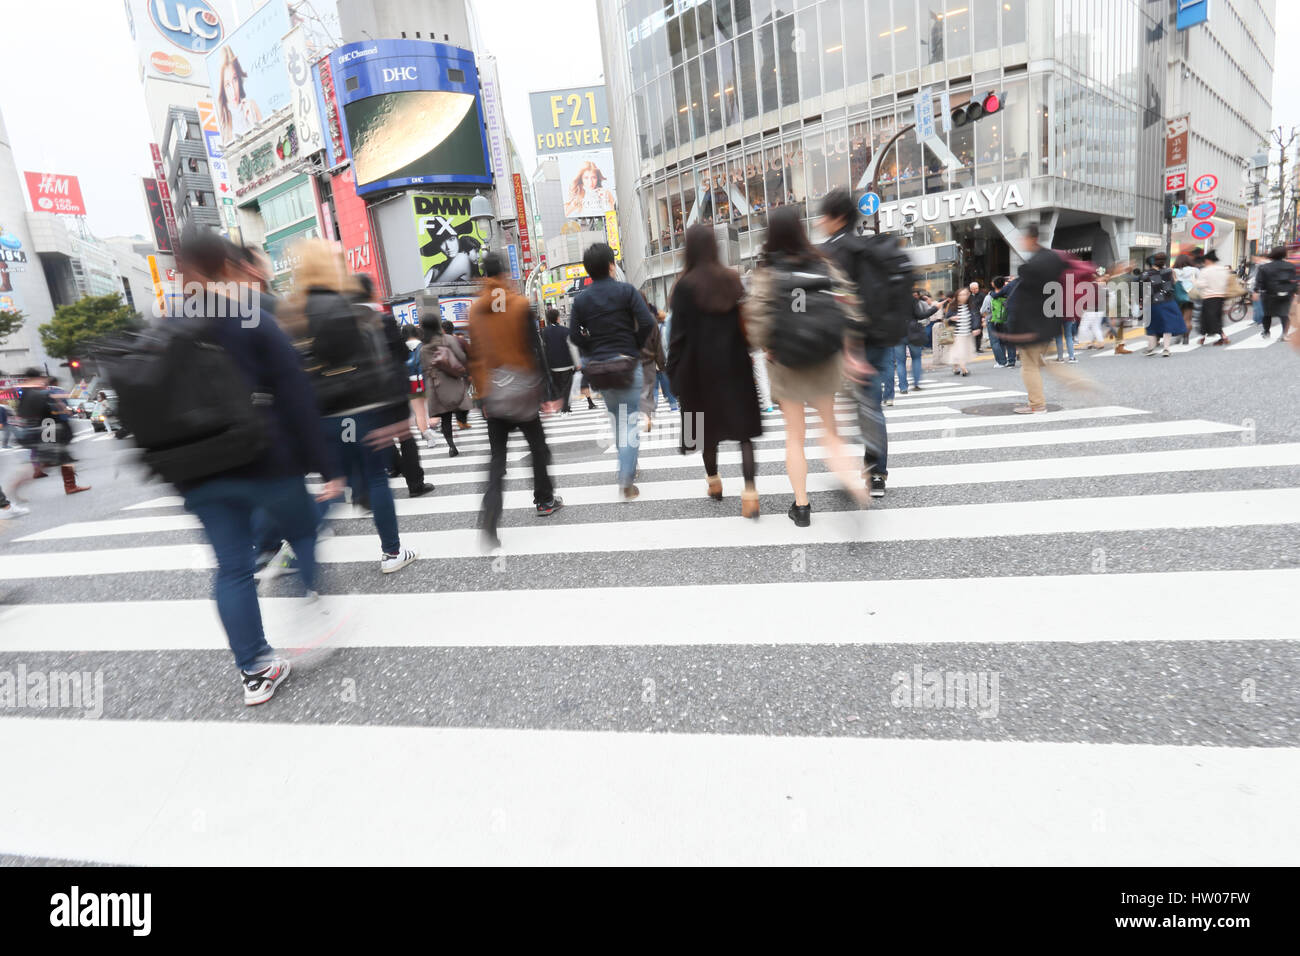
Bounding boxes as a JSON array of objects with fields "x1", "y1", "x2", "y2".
[{"x1": 873, "y1": 180, "x2": 1027, "y2": 231}]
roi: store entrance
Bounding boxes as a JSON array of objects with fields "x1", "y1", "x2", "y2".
[{"x1": 953, "y1": 220, "x2": 1011, "y2": 286}]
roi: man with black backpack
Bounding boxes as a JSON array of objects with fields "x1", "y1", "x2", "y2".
[
  {"x1": 1254, "y1": 246, "x2": 1297, "y2": 340},
  {"x1": 103, "y1": 230, "x2": 346, "y2": 706},
  {"x1": 820, "y1": 188, "x2": 914, "y2": 498}
]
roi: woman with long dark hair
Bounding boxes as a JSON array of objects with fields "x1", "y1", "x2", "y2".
[
  {"x1": 667, "y1": 225, "x2": 764, "y2": 517},
  {"x1": 745, "y1": 207, "x2": 870, "y2": 526},
  {"x1": 944, "y1": 286, "x2": 975, "y2": 375}
]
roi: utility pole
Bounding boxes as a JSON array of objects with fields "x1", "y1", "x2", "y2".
[{"x1": 1269, "y1": 126, "x2": 1298, "y2": 249}]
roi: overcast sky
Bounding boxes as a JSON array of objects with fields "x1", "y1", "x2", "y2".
[{"x1": 0, "y1": 0, "x2": 1295, "y2": 239}]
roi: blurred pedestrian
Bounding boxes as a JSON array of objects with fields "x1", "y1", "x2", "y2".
[
  {"x1": 1141, "y1": 252, "x2": 1186, "y2": 357},
  {"x1": 638, "y1": 293, "x2": 668, "y2": 432},
  {"x1": 422, "y1": 315, "x2": 472, "y2": 456},
  {"x1": 1196, "y1": 249, "x2": 1232, "y2": 345},
  {"x1": 468, "y1": 253, "x2": 563, "y2": 552},
  {"x1": 945, "y1": 287, "x2": 975, "y2": 376},
  {"x1": 541, "y1": 307, "x2": 577, "y2": 414},
  {"x1": 1254, "y1": 245, "x2": 1297, "y2": 339},
  {"x1": 667, "y1": 224, "x2": 763, "y2": 518},
  {"x1": 746, "y1": 207, "x2": 870, "y2": 526},
  {"x1": 282, "y1": 239, "x2": 417, "y2": 574},
  {"x1": 571, "y1": 242, "x2": 655, "y2": 500}
]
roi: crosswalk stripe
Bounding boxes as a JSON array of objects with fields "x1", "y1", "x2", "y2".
[
  {"x1": 1225, "y1": 328, "x2": 1279, "y2": 350},
  {"x1": 6, "y1": 568, "x2": 1300, "y2": 652},
  {"x1": 0, "y1": 718, "x2": 1289, "y2": 865},
  {"x1": 393, "y1": 419, "x2": 1247, "y2": 489},
  {"x1": 4, "y1": 487, "x2": 1296, "y2": 579},
  {"x1": 32, "y1": 441, "x2": 1300, "y2": 539}
]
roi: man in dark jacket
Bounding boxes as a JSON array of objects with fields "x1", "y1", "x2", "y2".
[
  {"x1": 1253, "y1": 245, "x2": 1297, "y2": 339},
  {"x1": 570, "y1": 243, "x2": 654, "y2": 498},
  {"x1": 541, "y1": 307, "x2": 577, "y2": 414},
  {"x1": 174, "y1": 231, "x2": 345, "y2": 706},
  {"x1": 1003, "y1": 224, "x2": 1066, "y2": 414},
  {"x1": 820, "y1": 188, "x2": 907, "y2": 498}
]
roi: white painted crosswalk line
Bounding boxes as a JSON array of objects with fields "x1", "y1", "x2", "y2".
[
  {"x1": 1225, "y1": 329, "x2": 1279, "y2": 350},
  {"x1": 6, "y1": 487, "x2": 1298, "y2": 579},
  {"x1": 30, "y1": 441, "x2": 1300, "y2": 541},
  {"x1": 7, "y1": 569, "x2": 1300, "y2": 652},
  {"x1": 2, "y1": 717, "x2": 1289, "y2": 865}
]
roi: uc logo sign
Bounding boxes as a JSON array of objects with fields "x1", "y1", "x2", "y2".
[{"x1": 148, "y1": 0, "x2": 225, "y2": 54}]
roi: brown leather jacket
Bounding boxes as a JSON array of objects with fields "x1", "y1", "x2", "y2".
[{"x1": 467, "y1": 275, "x2": 541, "y2": 398}]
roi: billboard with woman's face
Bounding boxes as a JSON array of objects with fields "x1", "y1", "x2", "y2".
[
  {"x1": 559, "y1": 149, "x2": 617, "y2": 220},
  {"x1": 205, "y1": 0, "x2": 292, "y2": 145}
]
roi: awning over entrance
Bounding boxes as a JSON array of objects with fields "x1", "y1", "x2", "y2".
[{"x1": 1050, "y1": 222, "x2": 1112, "y2": 263}]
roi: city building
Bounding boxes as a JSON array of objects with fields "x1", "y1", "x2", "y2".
[
  {"x1": 1166, "y1": 0, "x2": 1276, "y2": 260},
  {"x1": 599, "y1": 0, "x2": 1275, "y2": 302},
  {"x1": 161, "y1": 106, "x2": 221, "y2": 235},
  {"x1": 531, "y1": 158, "x2": 566, "y2": 245},
  {"x1": 26, "y1": 215, "x2": 154, "y2": 312},
  {"x1": 0, "y1": 103, "x2": 57, "y2": 373}
]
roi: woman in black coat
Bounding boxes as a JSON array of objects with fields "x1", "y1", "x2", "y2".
[{"x1": 667, "y1": 224, "x2": 764, "y2": 518}]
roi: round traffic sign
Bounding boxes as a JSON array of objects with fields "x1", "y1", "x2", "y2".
[
  {"x1": 1193, "y1": 173, "x2": 1218, "y2": 194},
  {"x1": 857, "y1": 192, "x2": 881, "y2": 216},
  {"x1": 1191, "y1": 200, "x2": 1217, "y2": 220},
  {"x1": 1191, "y1": 221, "x2": 1216, "y2": 240}
]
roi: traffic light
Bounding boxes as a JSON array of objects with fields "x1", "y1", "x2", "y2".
[
  {"x1": 951, "y1": 91, "x2": 1004, "y2": 128},
  {"x1": 69, "y1": 359, "x2": 81, "y2": 373}
]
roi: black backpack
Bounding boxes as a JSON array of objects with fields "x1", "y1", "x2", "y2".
[
  {"x1": 96, "y1": 319, "x2": 268, "y2": 484},
  {"x1": 1264, "y1": 262, "x2": 1298, "y2": 300},
  {"x1": 300, "y1": 294, "x2": 405, "y2": 416},
  {"x1": 765, "y1": 260, "x2": 850, "y2": 368},
  {"x1": 851, "y1": 233, "x2": 915, "y2": 346}
]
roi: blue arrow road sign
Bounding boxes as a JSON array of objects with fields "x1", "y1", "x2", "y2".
[{"x1": 858, "y1": 192, "x2": 881, "y2": 216}]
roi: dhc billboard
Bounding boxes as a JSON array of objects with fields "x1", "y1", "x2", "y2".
[{"x1": 331, "y1": 39, "x2": 491, "y2": 196}]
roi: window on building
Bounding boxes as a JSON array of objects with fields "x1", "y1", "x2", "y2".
[
  {"x1": 758, "y1": 23, "x2": 778, "y2": 114},
  {"x1": 844, "y1": 0, "x2": 868, "y2": 89},
  {"x1": 1002, "y1": 0, "x2": 1027, "y2": 47},
  {"x1": 737, "y1": 28, "x2": 760, "y2": 119},
  {"x1": 922, "y1": 0, "x2": 944, "y2": 66},
  {"x1": 775, "y1": 13, "x2": 799, "y2": 107},
  {"x1": 821, "y1": 1, "x2": 845, "y2": 93}
]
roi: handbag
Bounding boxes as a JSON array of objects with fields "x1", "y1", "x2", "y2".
[
  {"x1": 938, "y1": 321, "x2": 955, "y2": 346},
  {"x1": 1226, "y1": 273, "x2": 1247, "y2": 299},
  {"x1": 481, "y1": 365, "x2": 542, "y2": 423},
  {"x1": 583, "y1": 354, "x2": 637, "y2": 389}
]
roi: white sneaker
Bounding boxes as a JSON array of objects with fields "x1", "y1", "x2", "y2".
[
  {"x1": 423, "y1": 428, "x2": 439, "y2": 449},
  {"x1": 241, "y1": 657, "x2": 291, "y2": 706},
  {"x1": 255, "y1": 541, "x2": 297, "y2": 580},
  {"x1": 0, "y1": 503, "x2": 28, "y2": 518},
  {"x1": 380, "y1": 547, "x2": 418, "y2": 574}
]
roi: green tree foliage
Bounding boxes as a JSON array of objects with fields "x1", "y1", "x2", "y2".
[
  {"x1": 0, "y1": 309, "x2": 23, "y2": 348},
  {"x1": 38, "y1": 294, "x2": 141, "y2": 359}
]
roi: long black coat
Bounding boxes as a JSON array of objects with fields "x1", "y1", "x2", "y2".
[{"x1": 666, "y1": 281, "x2": 762, "y2": 445}]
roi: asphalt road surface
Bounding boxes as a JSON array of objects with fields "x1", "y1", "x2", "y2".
[{"x1": 2, "y1": 321, "x2": 1298, "y2": 865}]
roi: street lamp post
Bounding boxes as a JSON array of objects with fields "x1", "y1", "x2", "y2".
[{"x1": 470, "y1": 190, "x2": 496, "y2": 253}]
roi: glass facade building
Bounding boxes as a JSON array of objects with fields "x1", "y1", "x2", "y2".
[{"x1": 599, "y1": 0, "x2": 1175, "y2": 302}]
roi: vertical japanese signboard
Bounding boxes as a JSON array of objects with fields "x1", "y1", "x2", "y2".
[
  {"x1": 148, "y1": 143, "x2": 180, "y2": 251},
  {"x1": 512, "y1": 173, "x2": 532, "y2": 269}
]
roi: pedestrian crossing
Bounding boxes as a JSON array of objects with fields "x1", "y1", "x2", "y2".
[{"x1": 2, "y1": 373, "x2": 1299, "y2": 865}]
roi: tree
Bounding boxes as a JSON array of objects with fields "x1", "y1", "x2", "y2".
[
  {"x1": 38, "y1": 294, "x2": 142, "y2": 359},
  {"x1": 0, "y1": 308, "x2": 23, "y2": 349}
]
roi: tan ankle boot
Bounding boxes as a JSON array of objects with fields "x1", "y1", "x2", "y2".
[
  {"x1": 741, "y1": 487, "x2": 760, "y2": 518},
  {"x1": 706, "y1": 475, "x2": 723, "y2": 500}
]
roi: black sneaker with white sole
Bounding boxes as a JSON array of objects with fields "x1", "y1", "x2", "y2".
[
  {"x1": 242, "y1": 658, "x2": 291, "y2": 706},
  {"x1": 869, "y1": 473, "x2": 887, "y2": 497}
]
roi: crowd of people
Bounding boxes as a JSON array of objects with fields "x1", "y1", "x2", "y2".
[{"x1": 3, "y1": 188, "x2": 1297, "y2": 707}]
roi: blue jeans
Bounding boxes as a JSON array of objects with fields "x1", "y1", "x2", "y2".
[
  {"x1": 1054, "y1": 321, "x2": 1076, "y2": 360},
  {"x1": 1253, "y1": 297, "x2": 1264, "y2": 324},
  {"x1": 597, "y1": 363, "x2": 643, "y2": 488},
  {"x1": 876, "y1": 343, "x2": 899, "y2": 402},
  {"x1": 893, "y1": 342, "x2": 923, "y2": 391},
  {"x1": 654, "y1": 370, "x2": 678, "y2": 410},
  {"x1": 862, "y1": 345, "x2": 890, "y2": 475},
  {"x1": 182, "y1": 476, "x2": 320, "y2": 671},
  {"x1": 323, "y1": 410, "x2": 400, "y2": 555}
]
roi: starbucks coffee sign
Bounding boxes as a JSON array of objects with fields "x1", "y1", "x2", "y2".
[{"x1": 874, "y1": 180, "x2": 1028, "y2": 230}]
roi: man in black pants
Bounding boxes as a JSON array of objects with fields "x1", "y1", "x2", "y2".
[{"x1": 541, "y1": 307, "x2": 576, "y2": 413}]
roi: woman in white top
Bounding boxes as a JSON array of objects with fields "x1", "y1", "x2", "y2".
[
  {"x1": 945, "y1": 287, "x2": 975, "y2": 376},
  {"x1": 1194, "y1": 249, "x2": 1232, "y2": 344}
]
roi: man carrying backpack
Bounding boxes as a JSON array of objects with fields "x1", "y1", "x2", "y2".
[
  {"x1": 1254, "y1": 245, "x2": 1297, "y2": 340},
  {"x1": 820, "y1": 188, "x2": 913, "y2": 498},
  {"x1": 109, "y1": 230, "x2": 346, "y2": 706}
]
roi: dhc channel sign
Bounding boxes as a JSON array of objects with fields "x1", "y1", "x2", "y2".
[
  {"x1": 148, "y1": 0, "x2": 225, "y2": 53},
  {"x1": 331, "y1": 38, "x2": 492, "y2": 196}
]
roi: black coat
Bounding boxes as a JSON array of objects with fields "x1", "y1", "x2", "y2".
[{"x1": 666, "y1": 281, "x2": 762, "y2": 444}]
